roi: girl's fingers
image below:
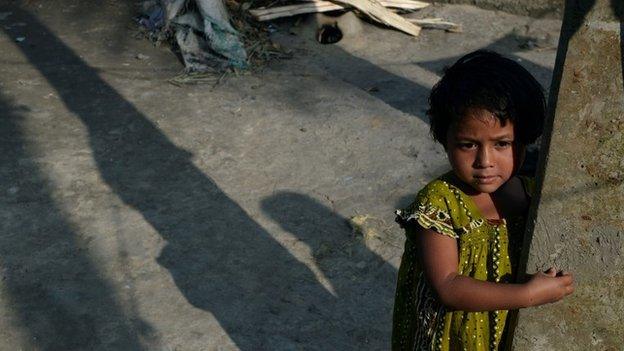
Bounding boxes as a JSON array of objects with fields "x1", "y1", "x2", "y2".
[
  {"x1": 558, "y1": 274, "x2": 573, "y2": 285},
  {"x1": 545, "y1": 267, "x2": 557, "y2": 277},
  {"x1": 566, "y1": 284, "x2": 575, "y2": 295}
]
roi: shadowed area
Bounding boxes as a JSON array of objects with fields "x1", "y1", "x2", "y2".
[
  {"x1": 286, "y1": 20, "x2": 554, "y2": 121},
  {"x1": 1, "y1": 5, "x2": 399, "y2": 350},
  {"x1": 612, "y1": 0, "x2": 624, "y2": 93},
  {"x1": 260, "y1": 191, "x2": 398, "y2": 342},
  {"x1": 0, "y1": 92, "x2": 150, "y2": 350},
  {"x1": 414, "y1": 33, "x2": 553, "y2": 87}
]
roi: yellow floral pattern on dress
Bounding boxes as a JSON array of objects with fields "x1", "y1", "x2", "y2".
[{"x1": 392, "y1": 173, "x2": 532, "y2": 351}]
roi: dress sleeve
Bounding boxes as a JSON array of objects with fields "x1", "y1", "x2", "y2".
[{"x1": 395, "y1": 181, "x2": 458, "y2": 239}]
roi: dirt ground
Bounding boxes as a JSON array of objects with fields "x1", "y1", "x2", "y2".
[{"x1": 0, "y1": 1, "x2": 561, "y2": 350}]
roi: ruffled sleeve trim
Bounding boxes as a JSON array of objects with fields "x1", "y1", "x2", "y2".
[{"x1": 395, "y1": 206, "x2": 458, "y2": 239}]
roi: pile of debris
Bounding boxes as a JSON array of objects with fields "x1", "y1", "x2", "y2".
[
  {"x1": 137, "y1": 0, "x2": 459, "y2": 76},
  {"x1": 137, "y1": 0, "x2": 285, "y2": 74}
]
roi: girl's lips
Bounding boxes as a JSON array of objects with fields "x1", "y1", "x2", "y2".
[{"x1": 474, "y1": 175, "x2": 497, "y2": 184}]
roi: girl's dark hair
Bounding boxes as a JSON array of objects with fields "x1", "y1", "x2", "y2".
[{"x1": 428, "y1": 50, "x2": 546, "y2": 145}]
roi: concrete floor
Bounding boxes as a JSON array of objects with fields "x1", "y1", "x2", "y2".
[{"x1": 0, "y1": 1, "x2": 560, "y2": 350}]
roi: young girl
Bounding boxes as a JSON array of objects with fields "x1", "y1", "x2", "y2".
[{"x1": 392, "y1": 50, "x2": 574, "y2": 350}]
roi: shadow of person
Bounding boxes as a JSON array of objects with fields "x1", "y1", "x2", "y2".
[
  {"x1": 2, "y1": 5, "x2": 401, "y2": 350},
  {"x1": 260, "y1": 191, "x2": 398, "y2": 347},
  {"x1": 0, "y1": 93, "x2": 151, "y2": 350}
]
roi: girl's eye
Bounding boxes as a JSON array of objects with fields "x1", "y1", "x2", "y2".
[
  {"x1": 495, "y1": 141, "x2": 513, "y2": 148},
  {"x1": 457, "y1": 142, "x2": 476, "y2": 149}
]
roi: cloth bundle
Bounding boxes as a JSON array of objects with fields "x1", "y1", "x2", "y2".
[{"x1": 141, "y1": 0, "x2": 248, "y2": 71}]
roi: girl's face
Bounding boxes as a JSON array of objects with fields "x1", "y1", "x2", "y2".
[{"x1": 445, "y1": 109, "x2": 525, "y2": 194}]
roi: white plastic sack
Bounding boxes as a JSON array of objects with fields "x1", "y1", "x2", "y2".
[{"x1": 162, "y1": 0, "x2": 247, "y2": 71}]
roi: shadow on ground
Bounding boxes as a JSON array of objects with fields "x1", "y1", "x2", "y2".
[
  {"x1": 0, "y1": 93, "x2": 151, "y2": 349},
  {"x1": 1, "y1": 5, "x2": 397, "y2": 350},
  {"x1": 282, "y1": 17, "x2": 553, "y2": 121}
]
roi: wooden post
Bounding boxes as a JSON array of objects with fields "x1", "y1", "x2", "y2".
[{"x1": 511, "y1": 0, "x2": 624, "y2": 349}]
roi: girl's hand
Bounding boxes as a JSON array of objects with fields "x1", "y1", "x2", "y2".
[{"x1": 524, "y1": 268, "x2": 574, "y2": 307}]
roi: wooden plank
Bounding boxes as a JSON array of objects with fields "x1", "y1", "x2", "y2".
[
  {"x1": 250, "y1": 2, "x2": 349, "y2": 20},
  {"x1": 304, "y1": 0, "x2": 430, "y2": 8},
  {"x1": 250, "y1": 0, "x2": 424, "y2": 36},
  {"x1": 250, "y1": 0, "x2": 428, "y2": 21},
  {"x1": 330, "y1": 0, "x2": 422, "y2": 36},
  {"x1": 406, "y1": 17, "x2": 461, "y2": 32}
]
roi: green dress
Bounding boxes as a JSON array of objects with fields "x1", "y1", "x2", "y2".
[{"x1": 392, "y1": 173, "x2": 533, "y2": 351}]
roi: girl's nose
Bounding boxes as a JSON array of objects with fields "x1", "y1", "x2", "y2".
[{"x1": 475, "y1": 147, "x2": 493, "y2": 168}]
